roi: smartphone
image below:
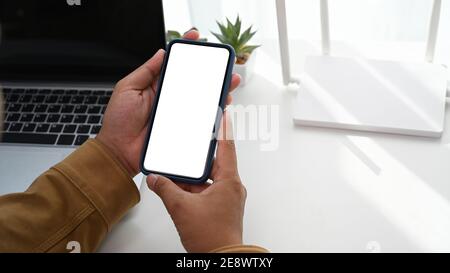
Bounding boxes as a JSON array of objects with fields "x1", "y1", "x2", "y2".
[{"x1": 140, "y1": 40, "x2": 235, "y2": 184}]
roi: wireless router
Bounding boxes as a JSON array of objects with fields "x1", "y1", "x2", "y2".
[{"x1": 276, "y1": 0, "x2": 448, "y2": 138}]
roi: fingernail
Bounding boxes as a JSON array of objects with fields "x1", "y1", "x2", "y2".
[
  {"x1": 147, "y1": 174, "x2": 158, "y2": 189},
  {"x1": 183, "y1": 28, "x2": 198, "y2": 35}
]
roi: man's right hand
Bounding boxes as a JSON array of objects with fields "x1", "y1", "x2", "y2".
[{"x1": 146, "y1": 113, "x2": 247, "y2": 253}]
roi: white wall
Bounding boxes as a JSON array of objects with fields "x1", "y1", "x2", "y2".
[{"x1": 163, "y1": 0, "x2": 450, "y2": 76}]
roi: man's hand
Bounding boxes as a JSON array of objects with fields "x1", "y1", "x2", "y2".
[
  {"x1": 97, "y1": 30, "x2": 241, "y2": 176},
  {"x1": 147, "y1": 113, "x2": 246, "y2": 253}
]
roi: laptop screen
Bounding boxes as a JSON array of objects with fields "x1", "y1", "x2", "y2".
[{"x1": 0, "y1": 0, "x2": 166, "y2": 83}]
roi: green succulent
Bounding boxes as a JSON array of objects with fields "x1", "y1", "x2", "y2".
[
  {"x1": 212, "y1": 15, "x2": 260, "y2": 64},
  {"x1": 166, "y1": 29, "x2": 207, "y2": 44},
  {"x1": 166, "y1": 30, "x2": 182, "y2": 43}
]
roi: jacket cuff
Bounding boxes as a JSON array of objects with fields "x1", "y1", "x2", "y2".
[
  {"x1": 53, "y1": 139, "x2": 140, "y2": 231},
  {"x1": 211, "y1": 245, "x2": 269, "y2": 253}
]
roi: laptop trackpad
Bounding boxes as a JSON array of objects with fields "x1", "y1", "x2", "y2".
[{"x1": 0, "y1": 147, "x2": 72, "y2": 195}]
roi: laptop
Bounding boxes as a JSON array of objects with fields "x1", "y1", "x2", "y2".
[{"x1": 0, "y1": 0, "x2": 166, "y2": 195}]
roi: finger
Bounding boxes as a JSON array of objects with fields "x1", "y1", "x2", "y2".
[
  {"x1": 215, "y1": 112, "x2": 238, "y2": 177},
  {"x1": 226, "y1": 95, "x2": 233, "y2": 105},
  {"x1": 229, "y1": 74, "x2": 241, "y2": 93},
  {"x1": 182, "y1": 30, "x2": 200, "y2": 40},
  {"x1": 147, "y1": 174, "x2": 185, "y2": 205},
  {"x1": 119, "y1": 49, "x2": 165, "y2": 90},
  {"x1": 223, "y1": 74, "x2": 239, "y2": 106}
]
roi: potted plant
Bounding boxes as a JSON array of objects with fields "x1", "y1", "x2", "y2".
[{"x1": 212, "y1": 16, "x2": 260, "y2": 86}]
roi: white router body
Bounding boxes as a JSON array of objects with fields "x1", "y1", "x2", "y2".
[
  {"x1": 275, "y1": 0, "x2": 447, "y2": 138},
  {"x1": 294, "y1": 56, "x2": 448, "y2": 137}
]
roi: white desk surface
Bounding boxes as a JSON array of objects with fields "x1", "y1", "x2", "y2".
[{"x1": 99, "y1": 42, "x2": 450, "y2": 253}]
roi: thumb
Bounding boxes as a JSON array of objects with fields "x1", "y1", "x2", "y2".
[
  {"x1": 216, "y1": 112, "x2": 238, "y2": 172},
  {"x1": 147, "y1": 174, "x2": 184, "y2": 204}
]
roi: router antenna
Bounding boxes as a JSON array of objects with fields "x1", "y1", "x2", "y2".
[
  {"x1": 426, "y1": 0, "x2": 442, "y2": 63},
  {"x1": 276, "y1": 0, "x2": 298, "y2": 85},
  {"x1": 320, "y1": 0, "x2": 331, "y2": 56}
]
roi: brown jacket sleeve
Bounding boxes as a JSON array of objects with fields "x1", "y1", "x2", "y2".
[
  {"x1": 0, "y1": 139, "x2": 140, "y2": 252},
  {"x1": 211, "y1": 245, "x2": 268, "y2": 253},
  {"x1": 0, "y1": 139, "x2": 267, "y2": 253}
]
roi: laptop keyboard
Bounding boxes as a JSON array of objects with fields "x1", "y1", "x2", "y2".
[{"x1": 1, "y1": 87, "x2": 111, "y2": 146}]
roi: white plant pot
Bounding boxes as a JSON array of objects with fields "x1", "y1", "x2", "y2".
[{"x1": 233, "y1": 52, "x2": 256, "y2": 87}]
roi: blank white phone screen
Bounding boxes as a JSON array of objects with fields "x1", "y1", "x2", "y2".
[{"x1": 143, "y1": 43, "x2": 230, "y2": 179}]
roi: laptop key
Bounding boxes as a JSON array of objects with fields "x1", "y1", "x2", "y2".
[
  {"x1": 34, "y1": 114, "x2": 48, "y2": 123},
  {"x1": 45, "y1": 95, "x2": 58, "y2": 103},
  {"x1": 1, "y1": 133, "x2": 58, "y2": 145},
  {"x1": 32, "y1": 95, "x2": 46, "y2": 103},
  {"x1": 85, "y1": 96, "x2": 98, "y2": 104},
  {"x1": 19, "y1": 95, "x2": 32, "y2": 103},
  {"x1": 63, "y1": 125, "x2": 77, "y2": 134},
  {"x1": 22, "y1": 104, "x2": 35, "y2": 113},
  {"x1": 98, "y1": 96, "x2": 110, "y2": 105},
  {"x1": 38, "y1": 89, "x2": 51, "y2": 95},
  {"x1": 36, "y1": 124, "x2": 50, "y2": 133},
  {"x1": 48, "y1": 105, "x2": 61, "y2": 113},
  {"x1": 71, "y1": 96, "x2": 85, "y2": 104},
  {"x1": 7, "y1": 104, "x2": 22, "y2": 112},
  {"x1": 61, "y1": 105, "x2": 75, "y2": 113},
  {"x1": 47, "y1": 114, "x2": 61, "y2": 123},
  {"x1": 26, "y1": 89, "x2": 38, "y2": 94},
  {"x1": 6, "y1": 95, "x2": 19, "y2": 103},
  {"x1": 35, "y1": 105, "x2": 48, "y2": 113},
  {"x1": 91, "y1": 125, "x2": 101, "y2": 134},
  {"x1": 74, "y1": 105, "x2": 87, "y2": 114},
  {"x1": 74, "y1": 115, "x2": 87, "y2": 124},
  {"x1": 75, "y1": 135, "x2": 90, "y2": 146},
  {"x1": 77, "y1": 125, "x2": 91, "y2": 134},
  {"x1": 80, "y1": 90, "x2": 92, "y2": 95},
  {"x1": 93, "y1": 90, "x2": 105, "y2": 96},
  {"x1": 67, "y1": 90, "x2": 78, "y2": 95},
  {"x1": 57, "y1": 135, "x2": 76, "y2": 146},
  {"x1": 7, "y1": 114, "x2": 20, "y2": 122},
  {"x1": 3, "y1": 122, "x2": 11, "y2": 132},
  {"x1": 58, "y1": 96, "x2": 71, "y2": 104},
  {"x1": 50, "y1": 124, "x2": 63, "y2": 133},
  {"x1": 9, "y1": 123, "x2": 23, "y2": 132},
  {"x1": 23, "y1": 123, "x2": 37, "y2": 132},
  {"x1": 60, "y1": 114, "x2": 74, "y2": 123},
  {"x1": 87, "y1": 115, "x2": 101, "y2": 124},
  {"x1": 52, "y1": 90, "x2": 64, "y2": 95},
  {"x1": 20, "y1": 114, "x2": 34, "y2": 122},
  {"x1": 87, "y1": 106, "x2": 101, "y2": 114}
]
